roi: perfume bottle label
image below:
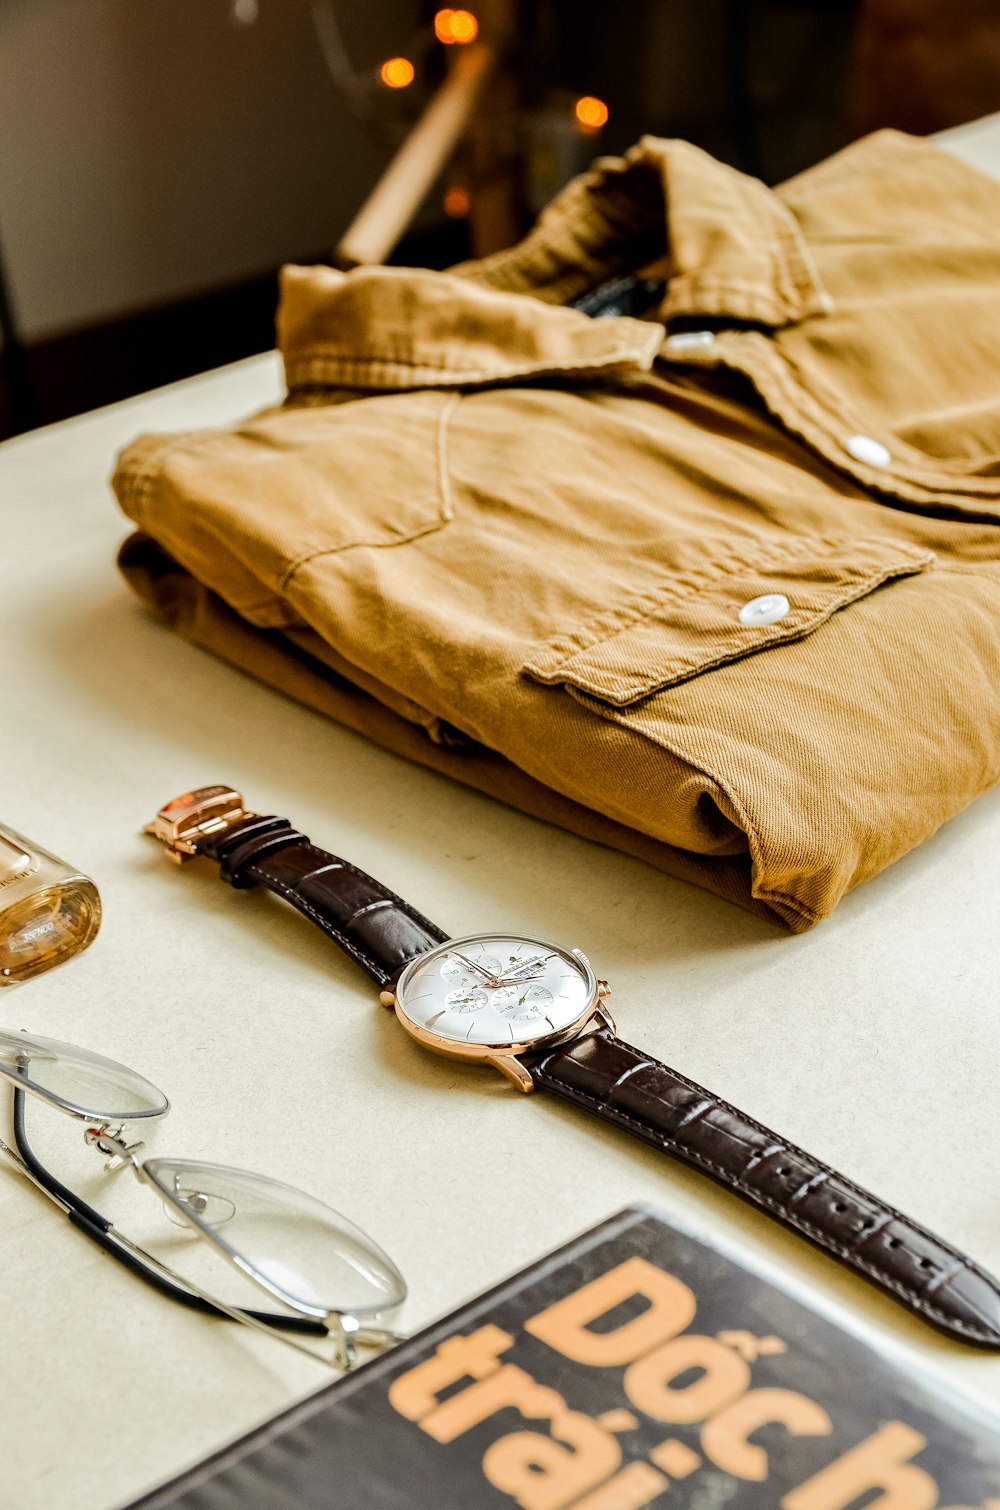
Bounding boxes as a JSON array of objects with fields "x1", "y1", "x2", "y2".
[{"x1": 4, "y1": 912, "x2": 63, "y2": 956}]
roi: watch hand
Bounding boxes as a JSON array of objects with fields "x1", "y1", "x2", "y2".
[{"x1": 450, "y1": 951, "x2": 497, "y2": 984}]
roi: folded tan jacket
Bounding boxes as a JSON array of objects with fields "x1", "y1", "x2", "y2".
[{"x1": 114, "y1": 130, "x2": 1000, "y2": 931}]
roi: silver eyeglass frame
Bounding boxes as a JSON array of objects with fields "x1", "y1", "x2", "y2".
[{"x1": 0, "y1": 1029, "x2": 405, "y2": 1370}]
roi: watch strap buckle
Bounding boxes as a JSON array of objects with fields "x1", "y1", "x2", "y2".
[{"x1": 144, "y1": 786, "x2": 255, "y2": 863}]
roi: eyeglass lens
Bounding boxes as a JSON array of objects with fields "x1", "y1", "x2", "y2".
[
  {"x1": 0, "y1": 1030, "x2": 168, "y2": 1121},
  {"x1": 143, "y1": 1157, "x2": 406, "y2": 1318}
]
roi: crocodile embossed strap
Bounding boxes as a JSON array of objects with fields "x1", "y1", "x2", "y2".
[
  {"x1": 526, "y1": 1027, "x2": 1000, "y2": 1348},
  {"x1": 194, "y1": 815, "x2": 448, "y2": 986}
]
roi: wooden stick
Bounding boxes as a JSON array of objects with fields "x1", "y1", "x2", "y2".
[{"x1": 335, "y1": 41, "x2": 496, "y2": 268}]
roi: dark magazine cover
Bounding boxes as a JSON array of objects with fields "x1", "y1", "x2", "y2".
[{"x1": 128, "y1": 1205, "x2": 1000, "y2": 1509}]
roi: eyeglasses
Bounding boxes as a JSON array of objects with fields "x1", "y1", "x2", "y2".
[{"x1": 0, "y1": 1028, "x2": 405, "y2": 1370}]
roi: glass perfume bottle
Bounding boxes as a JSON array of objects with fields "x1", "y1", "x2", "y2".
[{"x1": 0, "y1": 823, "x2": 101, "y2": 988}]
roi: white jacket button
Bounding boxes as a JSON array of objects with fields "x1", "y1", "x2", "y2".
[
  {"x1": 845, "y1": 433, "x2": 891, "y2": 467},
  {"x1": 738, "y1": 593, "x2": 790, "y2": 626}
]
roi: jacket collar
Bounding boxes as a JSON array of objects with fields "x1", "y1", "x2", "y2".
[
  {"x1": 278, "y1": 136, "x2": 831, "y2": 395},
  {"x1": 455, "y1": 135, "x2": 832, "y2": 326}
]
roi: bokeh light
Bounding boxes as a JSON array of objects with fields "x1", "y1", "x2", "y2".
[
  {"x1": 435, "y1": 9, "x2": 479, "y2": 44},
  {"x1": 574, "y1": 95, "x2": 609, "y2": 130},
  {"x1": 380, "y1": 57, "x2": 415, "y2": 88},
  {"x1": 444, "y1": 186, "x2": 471, "y2": 217}
]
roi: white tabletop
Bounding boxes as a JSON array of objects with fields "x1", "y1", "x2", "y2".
[{"x1": 5, "y1": 122, "x2": 1000, "y2": 1508}]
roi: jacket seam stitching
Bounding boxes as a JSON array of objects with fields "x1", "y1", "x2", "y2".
[
  {"x1": 437, "y1": 389, "x2": 458, "y2": 524},
  {"x1": 278, "y1": 393, "x2": 458, "y2": 591},
  {"x1": 544, "y1": 557, "x2": 931, "y2": 699},
  {"x1": 284, "y1": 347, "x2": 657, "y2": 390},
  {"x1": 286, "y1": 346, "x2": 645, "y2": 370},
  {"x1": 735, "y1": 335, "x2": 1000, "y2": 493},
  {"x1": 526, "y1": 537, "x2": 928, "y2": 675}
]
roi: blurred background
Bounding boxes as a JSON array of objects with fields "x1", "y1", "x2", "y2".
[{"x1": 1, "y1": 0, "x2": 998, "y2": 440}]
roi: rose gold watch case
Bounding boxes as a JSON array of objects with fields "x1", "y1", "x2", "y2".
[{"x1": 388, "y1": 933, "x2": 614, "y2": 1092}]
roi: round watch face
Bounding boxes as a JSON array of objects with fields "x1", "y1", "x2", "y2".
[{"x1": 394, "y1": 933, "x2": 597, "y2": 1054}]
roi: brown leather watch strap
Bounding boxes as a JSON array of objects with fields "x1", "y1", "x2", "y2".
[
  {"x1": 194, "y1": 815, "x2": 448, "y2": 986},
  {"x1": 527, "y1": 1028, "x2": 1000, "y2": 1348}
]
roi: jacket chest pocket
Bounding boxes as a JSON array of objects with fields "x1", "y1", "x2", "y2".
[{"x1": 523, "y1": 535, "x2": 933, "y2": 709}]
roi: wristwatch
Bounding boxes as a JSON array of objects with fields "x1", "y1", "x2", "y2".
[{"x1": 146, "y1": 785, "x2": 1000, "y2": 1350}]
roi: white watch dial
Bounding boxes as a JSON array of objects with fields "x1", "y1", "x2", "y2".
[{"x1": 394, "y1": 933, "x2": 595, "y2": 1048}]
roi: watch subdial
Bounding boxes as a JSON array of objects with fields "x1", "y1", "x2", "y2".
[
  {"x1": 498, "y1": 984, "x2": 554, "y2": 1020},
  {"x1": 491, "y1": 984, "x2": 521, "y2": 1007},
  {"x1": 445, "y1": 987, "x2": 488, "y2": 1014}
]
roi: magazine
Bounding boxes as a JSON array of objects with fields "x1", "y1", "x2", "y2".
[{"x1": 129, "y1": 1204, "x2": 1000, "y2": 1508}]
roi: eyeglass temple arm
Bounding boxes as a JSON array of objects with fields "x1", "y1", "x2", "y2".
[
  {"x1": 10, "y1": 1086, "x2": 112, "y2": 1226},
  {"x1": 8, "y1": 1089, "x2": 327, "y2": 1336}
]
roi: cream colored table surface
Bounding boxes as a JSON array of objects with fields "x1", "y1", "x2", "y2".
[{"x1": 5, "y1": 124, "x2": 1000, "y2": 1508}]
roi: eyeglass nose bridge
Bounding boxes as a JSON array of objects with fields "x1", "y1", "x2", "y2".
[{"x1": 84, "y1": 1124, "x2": 144, "y2": 1172}]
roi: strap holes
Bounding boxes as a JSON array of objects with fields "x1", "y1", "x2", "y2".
[
  {"x1": 919, "y1": 1258, "x2": 935, "y2": 1270},
  {"x1": 832, "y1": 1202, "x2": 847, "y2": 1212},
  {"x1": 887, "y1": 1237, "x2": 901, "y2": 1249},
  {"x1": 777, "y1": 1166, "x2": 791, "y2": 1176}
]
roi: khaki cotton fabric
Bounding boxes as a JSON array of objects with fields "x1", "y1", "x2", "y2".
[{"x1": 114, "y1": 131, "x2": 1000, "y2": 931}]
